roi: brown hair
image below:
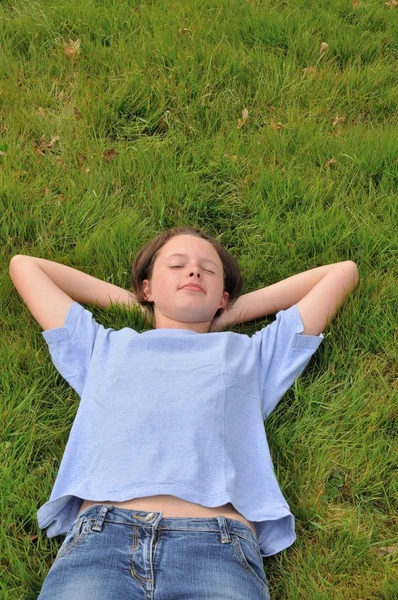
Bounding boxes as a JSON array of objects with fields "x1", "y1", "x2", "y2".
[{"x1": 131, "y1": 226, "x2": 243, "y2": 325}]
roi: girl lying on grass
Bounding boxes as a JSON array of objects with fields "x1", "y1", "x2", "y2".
[{"x1": 9, "y1": 226, "x2": 358, "y2": 599}]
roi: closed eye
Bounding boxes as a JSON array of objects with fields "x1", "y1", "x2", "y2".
[{"x1": 170, "y1": 266, "x2": 215, "y2": 274}]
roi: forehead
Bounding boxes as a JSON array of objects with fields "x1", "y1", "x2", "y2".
[{"x1": 158, "y1": 235, "x2": 220, "y2": 262}]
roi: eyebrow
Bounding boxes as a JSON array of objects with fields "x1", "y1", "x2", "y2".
[{"x1": 165, "y1": 253, "x2": 219, "y2": 268}]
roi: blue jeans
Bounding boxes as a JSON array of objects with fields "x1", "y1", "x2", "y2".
[{"x1": 38, "y1": 504, "x2": 270, "y2": 599}]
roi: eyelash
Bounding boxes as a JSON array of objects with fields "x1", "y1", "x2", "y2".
[{"x1": 170, "y1": 266, "x2": 215, "y2": 274}]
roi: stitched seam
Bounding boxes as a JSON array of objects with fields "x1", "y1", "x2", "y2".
[{"x1": 233, "y1": 535, "x2": 269, "y2": 591}]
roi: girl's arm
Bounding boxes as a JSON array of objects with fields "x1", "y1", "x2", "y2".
[
  {"x1": 9, "y1": 255, "x2": 149, "y2": 331},
  {"x1": 212, "y1": 261, "x2": 358, "y2": 332}
]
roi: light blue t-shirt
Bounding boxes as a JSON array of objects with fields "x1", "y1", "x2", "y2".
[{"x1": 38, "y1": 301, "x2": 324, "y2": 557}]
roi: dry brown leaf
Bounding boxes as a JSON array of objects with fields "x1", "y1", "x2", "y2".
[
  {"x1": 385, "y1": 1, "x2": 398, "y2": 6},
  {"x1": 64, "y1": 39, "x2": 81, "y2": 60},
  {"x1": 58, "y1": 90, "x2": 70, "y2": 103},
  {"x1": 77, "y1": 152, "x2": 86, "y2": 165},
  {"x1": 35, "y1": 135, "x2": 47, "y2": 154},
  {"x1": 352, "y1": 0, "x2": 360, "y2": 7},
  {"x1": 270, "y1": 121, "x2": 285, "y2": 130},
  {"x1": 324, "y1": 157, "x2": 337, "y2": 168},
  {"x1": 320, "y1": 42, "x2": 329, "y2": 55},
  {"x1": 237, "y1": 108, "x2": 249, "y2": 129},
  {"x1": 74, "y1": 107, "x2": 82, "y2": 119},
  {"x1": 33, "y1": 135, "x2": 60, "y2": 156},
  {"x1": 102, "y1": 148, "x2": 117, "y2": 162},
  {"x1": 303, "y1": 66, "x2": 317, "y2": 75},
  {"x1": 332, "y1": 115, "x2": 347, "y2": 126},
  {"x1": 376, "y1": 546, "x2": 397, "y2": 556},
  {"x1": 47, "y1": 136, "x2": 60, "y2": 148},
  {"x1": 37, "y1": 107, "x2": 45, "y2": 117}
]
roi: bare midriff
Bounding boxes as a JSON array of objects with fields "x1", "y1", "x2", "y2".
[{"x1": 78, "y1": 495, "x2": 257, "y2": 539}]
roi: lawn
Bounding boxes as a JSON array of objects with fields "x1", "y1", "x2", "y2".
[{"x1": 1, "y1": 0, "x2": 397, "y2": 598}]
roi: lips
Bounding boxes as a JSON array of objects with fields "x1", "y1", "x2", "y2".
[{"x1": 180, "y1": 284, "x2": 205, "y2": 293}]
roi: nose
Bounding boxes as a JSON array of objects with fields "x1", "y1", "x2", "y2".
[{"x1": 189, "y1": 268, "x2": 201, "y2": 278}]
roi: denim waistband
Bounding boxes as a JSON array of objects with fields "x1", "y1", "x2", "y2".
[{"x1": 74, "y1": 504, "x2": 258, "y2": 547}]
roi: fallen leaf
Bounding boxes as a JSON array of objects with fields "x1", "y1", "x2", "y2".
[
  {"x1": 332, "y1": 115, "x2": 347, "y2": 126},
  {"x1": 237, "y1": 108, "x2": 249, "y2": 129},
  {"x1": 58, "y1": 90, "x2": 70, "y2": 103},
  {"x1": 37, "y1": 107, "x2": 45, "y2": 117},
  {"x1": 303, "y1": 66, "x2": 317, "y2": 75},
  {"x1": 102, "y1": 148, "x2": 117, "y2": 162},
  {"x1": 324, "y1": 157, "x2": 337, "y2": 168},
  {"x1": 270, "y1": 121, "x2": 285, "y2": 130},
  {"x1": 376, "y1": 546, "x2": 397, "y2": 556},
  {"x1": 320, "y1": 42, "x2": 329, "y2": 55},
  {"x1": 64, "y1": 39, "x2": 81, "y2": 60},
  {"x1": 33, "y1": 135, "x2": 60, "y2": 156},
  {"x1": 385, "y1": 1, "x2": 398, "y2": 5},
  {"x1": 47, "y1": 136, "x2": 60, "y2": 148},
  {"x1": 74, "y1": 107, "x2": 82, "y2": 119},
  {"x1": 352, "y1": 0, "x2": 360, "y2": 7},
  {"x1": 77, "y1": 152, "x2": 86, "y2": 165}
]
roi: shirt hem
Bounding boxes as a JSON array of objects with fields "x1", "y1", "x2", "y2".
[{"x1": 38, "y1": 487, "x2": 293, "y2": 532}]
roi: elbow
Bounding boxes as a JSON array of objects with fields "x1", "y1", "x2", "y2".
[{"x1": 345, "y1": 261, "x2": 359, "y2": 289}]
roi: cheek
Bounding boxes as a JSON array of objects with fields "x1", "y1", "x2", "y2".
[{"x1": 154, "y1": 272, "x2": 173, "y2": 294}]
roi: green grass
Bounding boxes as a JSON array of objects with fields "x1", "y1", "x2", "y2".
[{"x1": 1, "y1": 0, "x2": 397, "y2": 598}]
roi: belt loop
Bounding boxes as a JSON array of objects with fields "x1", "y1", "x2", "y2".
[
  {"x1": 91, "y1": 505, "x2": 113, "y2": 532},
  {"x1": 217, "y1": 516, "x2": 232, "y2": 544}
]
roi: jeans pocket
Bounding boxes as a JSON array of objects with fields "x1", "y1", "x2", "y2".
[
  {"x1": 232, "y1": 534, "x2": 270, "y2": 594},
  {"x1": 55, "y1": 518, "x2": 93, "y2": 562}
]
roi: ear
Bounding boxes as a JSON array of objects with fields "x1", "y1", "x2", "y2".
[
  {"x1": 142, "y1": 279, "x2": 152, "y2": 302},
  {"x1": 219, "y1": 291, "x2": 229, "y2": 309}
]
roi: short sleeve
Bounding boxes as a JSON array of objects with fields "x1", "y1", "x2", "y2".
[
  {"x1": 42, "y1": 302, "x2": 105, "y2": 397},
  {"x1": 252, "y1": 304, "x2": 324, "y2": 420}
]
